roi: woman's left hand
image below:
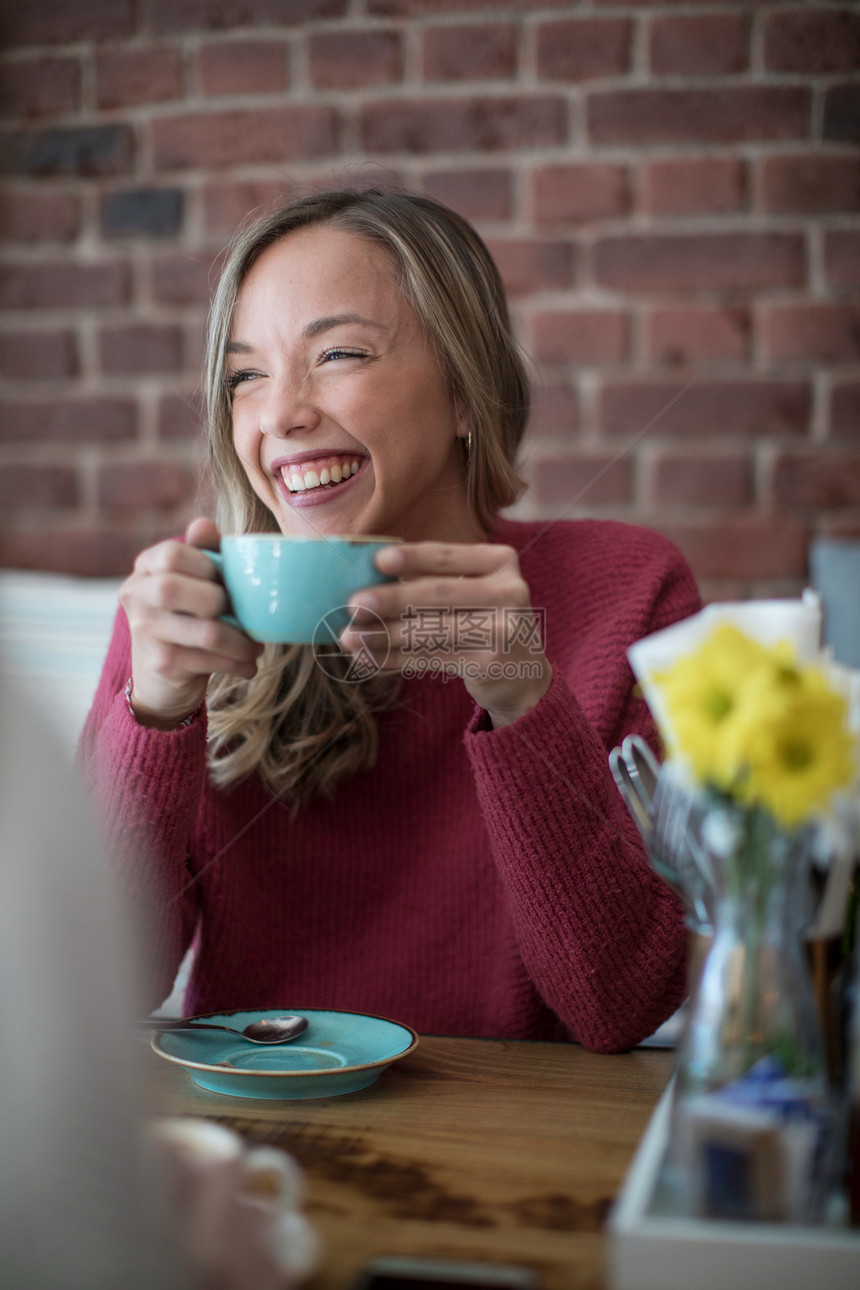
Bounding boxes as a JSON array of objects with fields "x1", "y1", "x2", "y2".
[{"x1": 341, "y1": 541, "x2": 552, "y2": 727}]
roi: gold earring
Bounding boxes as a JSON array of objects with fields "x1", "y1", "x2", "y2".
[{"x1": 466, "y1": 429, "x2": 473, "y2": 457}]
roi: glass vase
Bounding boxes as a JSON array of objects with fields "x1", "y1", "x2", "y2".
[{"x1": 664, "y1": 800, "x2": 838, "y2": 1224}]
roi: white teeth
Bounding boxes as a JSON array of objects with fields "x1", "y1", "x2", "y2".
[{"x1": 283, "y1": 459, "x2": 359, "y2": 493}]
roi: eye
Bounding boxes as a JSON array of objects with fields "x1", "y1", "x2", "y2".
[
  {"x1": 320, "y1": 347, "x2": 366, "y2": 364},
  {"x1": 225, "y1": 368, "x2": 260, "y2": 393}
]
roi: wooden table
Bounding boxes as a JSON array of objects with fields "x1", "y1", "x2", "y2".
[{"x1": 145, "y1": 1035, "x2": 675, "y2": 1290}]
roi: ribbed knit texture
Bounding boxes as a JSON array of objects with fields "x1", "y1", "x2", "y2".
[{"x1": 79, "y1": 519, "x2": 701, "y2": 1052}]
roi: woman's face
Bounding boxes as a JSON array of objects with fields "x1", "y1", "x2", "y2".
[{"x1": 227, "y1": 224, "x2": 477, "y2": 543}]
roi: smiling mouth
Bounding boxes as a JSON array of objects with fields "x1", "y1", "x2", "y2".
[{"x1": 280, "y1": 456, "x2": 362, "y2": 494}]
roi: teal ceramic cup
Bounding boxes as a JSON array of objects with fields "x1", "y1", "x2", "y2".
[{"x1": 206, "y1": 533, "x2": 399, "y2": 644}]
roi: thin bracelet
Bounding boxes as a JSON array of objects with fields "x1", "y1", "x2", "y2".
[{"x1": 125, "y1": 678, "x2": 201, "y2": 730}]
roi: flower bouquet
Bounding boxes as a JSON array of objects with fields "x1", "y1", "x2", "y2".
[{"x1": 625, "y1": 600, "x2": 859, "y2": 1225}]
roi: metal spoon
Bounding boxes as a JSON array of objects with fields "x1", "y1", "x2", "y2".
[{"x1": 138, "y1": 1014, "x2": 309, "y2": 1045}]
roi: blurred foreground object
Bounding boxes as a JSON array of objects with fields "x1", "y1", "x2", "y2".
[
  {"x1": 148, "y1": 1119, "x2": 319, "y2": 1290},
  {"x1": 0, "y1": 672, "x2": 177, "y2": 1289},
  {"x1": 0, "y1": 674, "x2": 318, "y2": 1288}
]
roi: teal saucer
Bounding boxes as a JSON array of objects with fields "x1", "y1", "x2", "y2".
[{"x1": 151, "y1": 1007, "x2": 418, "y2": 1100}]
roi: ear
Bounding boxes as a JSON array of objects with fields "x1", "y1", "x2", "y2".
[{"x1": 454, "y1": 401, "x2": 471, "y2": 440}]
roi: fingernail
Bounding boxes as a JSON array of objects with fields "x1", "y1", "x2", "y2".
[
  {"x1": 340, "y1": 627, "x2": 366, "y2": 655},
  {"x1": 376, "y1": 546, "x2": 404, "y2": 573},
  {"x1": 349, "y1": 590, "x2": 379, "y2": 613}
]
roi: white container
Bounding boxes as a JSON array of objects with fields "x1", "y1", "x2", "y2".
[{"x1": 608, "y1": 1085, "x2": 860, "y2": 1290}]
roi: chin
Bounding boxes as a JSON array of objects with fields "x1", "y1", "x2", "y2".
[{"x1": 274, "y1": 507, "x2": 362, "y2": 539}]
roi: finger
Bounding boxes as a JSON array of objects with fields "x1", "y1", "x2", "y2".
[
  {"x1": 142, "y1": 639, "x2": 260, "y2": 684},
  {"x1": 349, "y1": 576, "x2": 513, "y2": 624},
  {"x1": 342, "y1": 610, "x2": 496, "y2": 667},
  {"x1": 133, "y1": 537, "x2": 220, "y2": 586},
  {"x1": 339, "y1": 623, "x2": 393, "y2": 658},
  {"x1": 185, "y1": 515, "x2": 221, "y2": 552},
  {"x1": 141, "y1": 606, "x2": 262, "y2": 665},
  {"x1": 123, "y1": 566, "x2": 228, "y2": 620},
  {"x1": 375, "y1": 541, "x2": 519, "y2": 579}
]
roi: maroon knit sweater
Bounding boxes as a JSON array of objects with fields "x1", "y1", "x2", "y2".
[{"x1": 80, "y1": 518, "x2": 701, "y2": 1052}]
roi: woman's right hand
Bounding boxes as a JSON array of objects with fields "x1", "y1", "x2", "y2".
[{"x1": 119, "y1": 517, "x2": 263, "y2": 730}]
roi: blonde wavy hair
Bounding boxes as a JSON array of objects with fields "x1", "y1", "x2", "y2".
[{"x1": 204, "y1": 188, "x2": 530, "y2": 806}]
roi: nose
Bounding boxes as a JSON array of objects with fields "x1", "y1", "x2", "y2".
[{"x1": 258, "y1": 374, "x2": 321, "y2": 439}]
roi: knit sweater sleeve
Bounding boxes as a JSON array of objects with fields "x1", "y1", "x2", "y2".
[
  {"x1": 77, "y1": 608, "x2": 207, "y2": 1010},
  {"x1": 463, "y1": 526, "x2": 701, "y2": 1054}
]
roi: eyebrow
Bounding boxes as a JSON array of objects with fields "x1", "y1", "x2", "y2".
[
  {"x1": 226, "y1": 313, "x2": 386, "y2": 354},
  {"x1": 305, "y1": 312, "x2": 386, "y2": 339}
]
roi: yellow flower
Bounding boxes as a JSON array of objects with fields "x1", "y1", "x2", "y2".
[
  {"x1": 651, "y1": 623, "x2": 857, "y2": 826},
  {"x1": 727, "y1": 667, "x2": 856, "y2": 828},
  {"x1": 652, "y1": 624, "x2": 772, "y2": 787}
]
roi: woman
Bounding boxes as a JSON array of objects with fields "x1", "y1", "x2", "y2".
[{"x1": 81, "y1": 188, "x2": 701, "y2": 1051}]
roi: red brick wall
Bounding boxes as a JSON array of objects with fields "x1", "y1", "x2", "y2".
[{"x1": 1, "y1": 1, "x2": 858, "y2": 600}]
